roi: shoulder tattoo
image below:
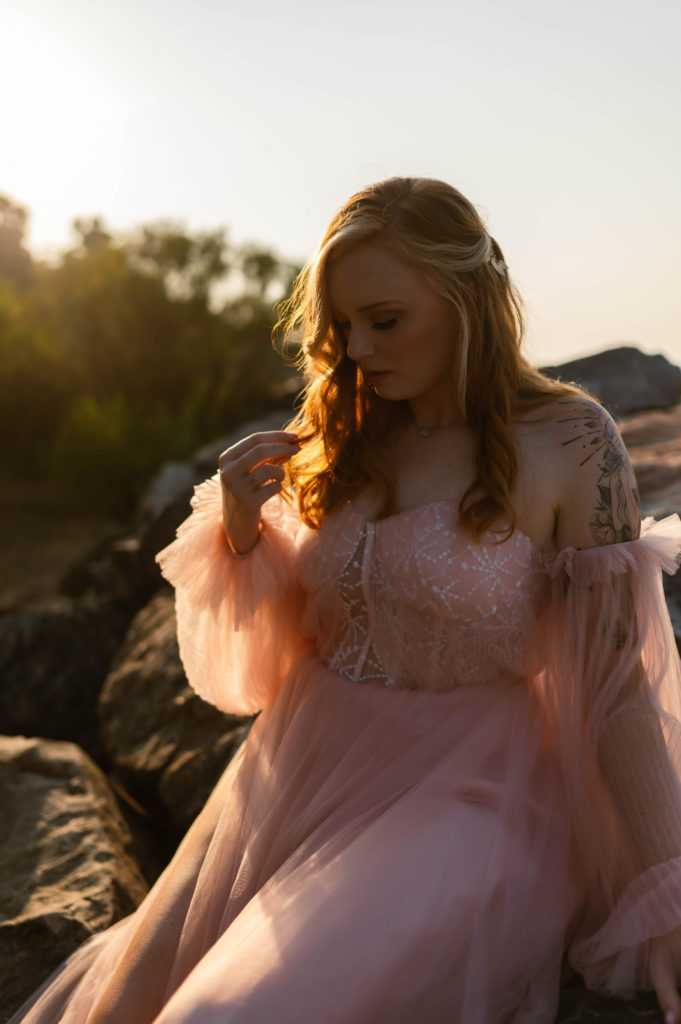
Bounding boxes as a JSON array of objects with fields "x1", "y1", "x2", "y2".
[{"x1": 556, "y1": 401, "x2": 640, "y2": 545}]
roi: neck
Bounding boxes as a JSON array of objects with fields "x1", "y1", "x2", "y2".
[{"x1": 408, "y1": 396, "x2": 463, "y2": 437}]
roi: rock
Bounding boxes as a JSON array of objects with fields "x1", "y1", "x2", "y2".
[
  {"x1": 59, "y1": 410, "x2": 295, "y2": 619},
  {"x1": 99, "y1": 592, "x2": 249, "y2": 834},
  {"x1": 0, "y1": 597, "x2": 129, "y2": 761},
  {"x1": 137, "y1": 461, "x2": 196, "y2": 528},
  {"x1": 60, "y1": 532, "x2": 165, "y2": 611},
  {"x1": 617, "y1": 406, "x2": 681, "y2": 652},
  {"x1": 620, "y1": 405, "x2": 681, "y2": 518},
  {"x1": 0, "y1": 736, "x2": 148, "y2": 1021},
  {"x1": 555, "y1": 982, "x2": 660, "y2": 1021},
  {"x1": 543, "y1": 346, "x2": 681, "y2": 417}
]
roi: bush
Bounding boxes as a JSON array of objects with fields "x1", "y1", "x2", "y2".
[{"x1": 50, "y1": 395, "x2": 200, "y2": 514}]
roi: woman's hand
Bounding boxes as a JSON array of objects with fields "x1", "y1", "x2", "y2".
[
  {"x1": 651, "y1": 932, "x2": 681, "y2": 1023},
  {"x1": 218, "y1": 431, "x2": 300, "y2": 554}
]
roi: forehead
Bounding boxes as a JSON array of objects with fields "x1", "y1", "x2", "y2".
[{"x1": 326, "y1": 242, "x2": 423, "y2": 312}]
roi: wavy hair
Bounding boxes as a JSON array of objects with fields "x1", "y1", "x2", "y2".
[{"x1": 276, "y1": 176, "x2": 587, "y2": 539}]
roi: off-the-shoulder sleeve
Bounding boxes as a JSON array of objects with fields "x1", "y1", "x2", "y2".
[
  {"x1": 539, "y1": 514, "x2": 681, "y2": 995},
  {"x1": 155, "y1": 476, "x2": 307, "y2": 716}
]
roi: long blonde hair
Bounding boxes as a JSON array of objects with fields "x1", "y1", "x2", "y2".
[{"x1": 276, "y1": 176, "x2": 586, "y2": 539}]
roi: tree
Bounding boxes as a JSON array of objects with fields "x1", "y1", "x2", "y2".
[
  {"x1": 0, "y1": 204, "x2": 301, "y2": 510},
  {"x1": 128, "y1": 224, "x2": 229, "y2": 303},
  {"x1": 0, "y1": 194, "x2": 32, "y2": 287}
]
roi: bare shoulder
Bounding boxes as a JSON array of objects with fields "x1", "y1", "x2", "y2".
[{"x1": 543, "y1": 395, "x2": 641, "y2": 549}]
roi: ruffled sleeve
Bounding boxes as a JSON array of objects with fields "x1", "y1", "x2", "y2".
[
  {"x1": 539, "y1": 514, "x2": 681, "y2": 995},
  {"x1": 155, "y1": 476, "x2": 307, "y2": 716}
]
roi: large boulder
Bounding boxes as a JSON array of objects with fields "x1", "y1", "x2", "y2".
[
  {"x1": 621, "y1": 405, "x2": 681, "y2": 518},
  {"x1": 99, "y1": 592, "x2": 248, "y2": 834},
  {"x1": 0, "y1": 736, "x2": 148, "y2": 1021},
  {"x1": 543, "y1": 347, "x2": 681, "y2": 417},
  {"x1": 59, "y1": 532, "x2": 166, "y2": 612},
  {"x1": 618, "y1": 406, "x2": 681, "y2": 654},
  {"x1": 0, "y1": 597, "x2": 129, "y2": 761}
]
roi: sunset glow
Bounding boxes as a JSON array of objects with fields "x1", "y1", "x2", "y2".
[{"x1": 4, "y1": 0, "x2": 680, "y2": 368}]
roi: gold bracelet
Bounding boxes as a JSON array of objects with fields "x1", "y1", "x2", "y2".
[{"x1": 224, "y1": 521, "x2": 263, "y2": 558}]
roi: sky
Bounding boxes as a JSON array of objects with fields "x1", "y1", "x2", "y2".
[{"x1": 3, "y1": 0, "x2": 680, "y2": 369}]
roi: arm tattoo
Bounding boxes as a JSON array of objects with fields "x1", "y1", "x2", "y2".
[{"x1": 557, "y1": 402, "x2": 640, "y2": 545}]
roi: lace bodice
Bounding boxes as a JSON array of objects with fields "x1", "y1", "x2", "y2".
[{"x1": 297, "y1": 500, "x2": 548, "y2": 692}]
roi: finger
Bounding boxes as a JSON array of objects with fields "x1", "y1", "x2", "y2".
[
  {"x1": 229, "y1": 446, "x2": 299, "y2": 481},
  {"x1": 220, "y1": 461, "x2": 286, "y2": 499},
  {"x1": 255, "y1": 480, "x2": 283, "y2": 503},
  {"x1": 219, "y1": 431, "x2": 299, "y2": 466},
  {"x1": 651, "y1": 951, "x2": 681, "y2": 1024},
  {"x1": 221, "y1": 441, "x2": 299, "y2": 482},
  {"x1": 248, "y1": 464, "x2": 286, "y2": 488},
  {"x1": 225, "y1": 466, "x2": 286, "y2": 509},
  {"x1": 235, "y1": 479, "x2": 282, "y2": 511}
]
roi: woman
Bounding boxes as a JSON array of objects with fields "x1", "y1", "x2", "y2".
[{"x1": 13, "y1": 177, "x2": 681, "y2": 1023}]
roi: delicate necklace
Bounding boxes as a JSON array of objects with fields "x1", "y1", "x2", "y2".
[{"x1": 414, "y1": 418, "x2": 460, "y2": 439}]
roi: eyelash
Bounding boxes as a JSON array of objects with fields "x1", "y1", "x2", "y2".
[
  {"x1": 372, "y1": 317, "x2": 398, "y2": 331},
  {"x1": 333, "y1": 317, "x2": 398, "y2": 334}
]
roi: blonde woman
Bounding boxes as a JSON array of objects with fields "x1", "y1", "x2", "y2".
[{"x1": 13, "y1": 178, "x2": 681, "y2": 1023}]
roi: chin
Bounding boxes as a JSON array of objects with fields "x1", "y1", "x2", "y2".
[{"x1": 372, "y1": 382, "x2": 410, "y2": 402}]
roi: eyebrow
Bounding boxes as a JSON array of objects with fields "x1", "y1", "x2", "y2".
[
  {"x1": 359, "y1": 300, "x2": 401, "y2": 312},
  {"x1": 331, "y1": 300, "x2": 402, "y2": 318}
]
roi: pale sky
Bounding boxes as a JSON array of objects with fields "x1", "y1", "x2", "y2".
[{"x1": 4, "y1": 0, "x2": 680, "y2": 369}]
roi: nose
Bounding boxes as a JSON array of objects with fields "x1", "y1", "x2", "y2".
[{"x1": 345, "y1": 325, "x2": 376, "y2": 362}]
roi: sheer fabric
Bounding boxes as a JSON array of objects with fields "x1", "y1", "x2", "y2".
[
  {"x1": 10, "y1": 479, "x2": 681, "y2": 1024},
  {"x1": 539, "y1": 522, "x2": 681, "y2": 993}
]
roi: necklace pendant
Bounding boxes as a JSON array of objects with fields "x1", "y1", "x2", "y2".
[{"x1": 417, "y1": 428, "x2": 431, "y2": 438}]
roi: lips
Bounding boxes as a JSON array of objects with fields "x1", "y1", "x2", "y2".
[{"x1": 362, "y1": 370, "x2": 388, "y2": 383}]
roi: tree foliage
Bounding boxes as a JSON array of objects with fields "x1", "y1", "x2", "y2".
[{"x1": 0, "y1": 194, "x2": 301, "y2": 514}]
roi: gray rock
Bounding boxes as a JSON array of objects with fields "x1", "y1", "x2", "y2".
[
  {"x1": 99, "y1": 592, "x2": 248, "y2": 833},
  {"x1": 137, "y1": 461, "x2": 196, "y2": 529},
  {"x1": 0, "y1": 736, "x2": 148, "y2": 1021},
  {"x1": 543, "y1": 346, "x2": 681, "y2": 417},
  {"x1": 0, "y1": 597, "x2": 129, "y2": 760}
]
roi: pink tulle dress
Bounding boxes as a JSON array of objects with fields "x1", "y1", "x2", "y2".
[{"x1": 11, "y1": 477, "x2": 681, "y2": 1024}]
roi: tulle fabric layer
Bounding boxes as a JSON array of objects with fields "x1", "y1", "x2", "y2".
[
  {"x1": 539, "y1": 514, "x2": 681, "y2": 995},
  {"x1": 14, "y1": 488, "x2": 681, "y2": 1021},
  {"x1": 155, "y1": 477, "x2": 307, "y2": 715},
  {"x1": 13, "y1": 656, "x2": 576, "y2": 1024}
]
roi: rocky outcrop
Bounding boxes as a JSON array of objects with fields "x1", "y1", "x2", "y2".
[
  {"x1": 0, "y1": 597, "x2": 129, "y2": 761},
  {"x1": 617, "y1": 405, "x2": 681, "y2": 654},
  {"x1": 0, "y1": 736, "x2": 148, "y2": 1021},
  {"x1": 544, "y1": 346, "x2": 681, "y2": 417},
  {"x1": 621, "y1": 404, "x2": 681, "y2": 519},
  {"x1": 99, "y1": 592, "x2": 249, "y2": 834}
]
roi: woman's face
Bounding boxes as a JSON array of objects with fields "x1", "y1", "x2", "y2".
[{"x1": 327, "y1": 242, "x2": 460, "y2": 411}]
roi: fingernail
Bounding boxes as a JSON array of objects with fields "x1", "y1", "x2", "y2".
[{"x1": 665, "y1": 1010, "x2": 676, "y2": 1024}]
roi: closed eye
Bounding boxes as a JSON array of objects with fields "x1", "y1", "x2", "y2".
[{"x1": 372, "y1": 317, "x2": 398, "y2": 331}]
